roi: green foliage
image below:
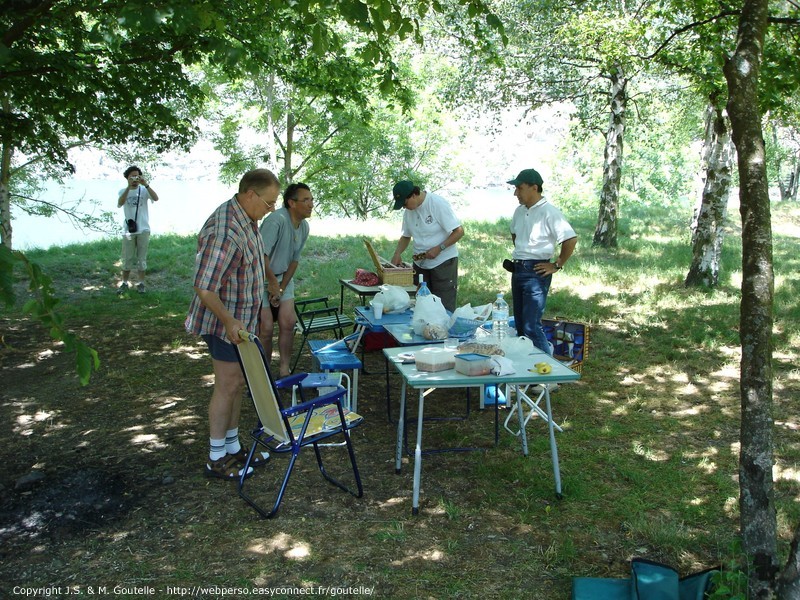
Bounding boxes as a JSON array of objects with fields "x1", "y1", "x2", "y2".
[
  {"x1": 0, "y1": 244, "x2": 99, "y2": 385},
  {"x1": 707, "y1": 543, "x2": 749, "y2": 600}
]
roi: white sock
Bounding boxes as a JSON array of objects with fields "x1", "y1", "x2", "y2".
[
  {"x1": 225, "y1": 428, "x2": 241, "y2": 455},
  {"x1": 209, "y1": 437, "x2": 226, "y2": 461}
]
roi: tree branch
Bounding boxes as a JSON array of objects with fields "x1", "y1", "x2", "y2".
[{"x1": 640, "y1": 11, "x2": 741, "y2": 60}]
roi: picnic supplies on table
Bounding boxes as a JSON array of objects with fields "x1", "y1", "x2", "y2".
[
  {"x1": 352, "y1": 268, "x2": 379, "y2": 286},
  {"x1": 500, "y1": 335, "x2": 535, "y2": 358},
  {"x1": 411, "y1": 292, "x2": 449, "y2": 338},
  {"x1": 372, "y1": 284, "x2": 411, "y2": 313},
  {"x1": 447, "y1": 302, "x2": 492, "y2": 339},
  {"x1": 364, "y1": 239, "x2": 413, "y2": 285}
]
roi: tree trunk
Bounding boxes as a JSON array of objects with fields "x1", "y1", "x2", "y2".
[
  {"x1": 1, "y1": 92, "x2": 13, "y2": 249},
  {"x1": 283, "y1": 108, "x2": 295, "y2": 186},
  {"x1": 786, "y1": 155, "x2": 799, "y2": 202},
  {"x1": 685, "y1": 103, "x2": 733, "y2": 287},
  {"x1": 592, "y1": 68, "x2": 627, "y2": 248},
  {"x1": 723, "y1": 0, "x2": 785, "y2": 597}
]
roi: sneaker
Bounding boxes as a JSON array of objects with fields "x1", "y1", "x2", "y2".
[
  {"x1": 137, "y1": 283, "x2": 145, "y2": 294},
  {"x1": 117, "y1": 282, "x2": 129, "y2": 294}
]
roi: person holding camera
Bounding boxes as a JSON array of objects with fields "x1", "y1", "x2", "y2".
[{"x1": 117, "y1": 165, "x2": 159, "y2": 293}]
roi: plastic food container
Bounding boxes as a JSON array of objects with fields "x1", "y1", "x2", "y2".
[
  {"x1": 454, "y1": 353, "x2": 492, "y2": 376},
  {"x1": 415, "y1": 347, "x2": 455, "y2": 372}
]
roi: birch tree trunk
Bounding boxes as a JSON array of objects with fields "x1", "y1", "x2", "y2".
[
  {"x1": 1, "y1": 148, "x2": 12, "y2": 250},
  {"x1": 723, "y1": 0, "x2": 785, "y2": 596},
  {"x1": 685, "y1": 103, "x2": 733, "y2": 287},
  {"x1": 592, "y1": 68, "x2": 627, "y2": 248},
  {"x1": 283, "y1": 107, "x2": 295, "y2": 185},
  {"x1": 784, "y1": 155, "x2": 799, "y2": 202}
]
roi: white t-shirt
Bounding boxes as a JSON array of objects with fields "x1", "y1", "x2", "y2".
[
  {"x1": 400, "y1": 191, "x2": 461, "y2": 269},
  {"x1": 510, "y1": 197, "x2": 576, "y2": 260},
  {"x1": 119, "y1": 185, "x2": 154, "y2": 235}
]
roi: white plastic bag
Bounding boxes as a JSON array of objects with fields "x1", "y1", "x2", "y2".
[
  {"x1": 500, "y1": 335, "x2": 535, "y2": 358},
  {"x1": 411, "y1": 294, "x2": 449, "y2": 336},
  {"x1": 372, "y1": 285, "x2": 410, "y2": 313}
]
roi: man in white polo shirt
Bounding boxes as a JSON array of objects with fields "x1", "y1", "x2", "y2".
[
  {"x1": 390, "y1": 180, "x2": 464, "y2": 312},
  {"x1": 508, "y1": 168, "x2": 577, "y2": 354}
]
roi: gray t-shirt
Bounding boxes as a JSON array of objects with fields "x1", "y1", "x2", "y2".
[{"x1": 258, "y1": 207, "x2": 309, "y2": 274}]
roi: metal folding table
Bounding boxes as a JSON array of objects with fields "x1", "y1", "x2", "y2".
[{"x1": 383, "y1": 345, "x2": 581, "y2": 515}]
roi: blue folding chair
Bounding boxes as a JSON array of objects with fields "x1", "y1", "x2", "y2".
[{"x1": 234, "y1": 330, "x2": 364, "y2": 518}]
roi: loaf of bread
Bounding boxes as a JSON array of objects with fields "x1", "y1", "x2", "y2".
[{"x1": 456, "y1": 342, "x2": 504, "y2": 356}]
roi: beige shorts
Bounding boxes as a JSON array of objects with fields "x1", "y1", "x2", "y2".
[
  {"x1": 263, "y1": 276, "x2": 296, "y2": 303},
  {"x1": 121, "y1": 232, "x2": 151, "y2": 271}
]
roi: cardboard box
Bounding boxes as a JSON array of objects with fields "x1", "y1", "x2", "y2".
[{"x1": 364, "y1": 239, "x2": 414, "y2": 286}]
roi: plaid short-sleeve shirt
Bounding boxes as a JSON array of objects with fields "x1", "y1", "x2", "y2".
[{"x1": 185, "y1": 196, "x2": 265, "y2": 340}]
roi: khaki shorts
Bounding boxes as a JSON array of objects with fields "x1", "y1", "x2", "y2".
[
  {"x1": 121, "y1": 232, "x2": 151, "y2": 271},
  {"x1": 263, "y1": 276, "x2": 295, "y2": 304}
]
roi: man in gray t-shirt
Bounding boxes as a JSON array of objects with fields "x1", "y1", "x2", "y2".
[{"x1": 258, "y1": 183, "x2": 312, "y2": 376}]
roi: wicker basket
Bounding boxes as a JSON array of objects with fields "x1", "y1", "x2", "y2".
[
  {"x1": 363, "y1": 239, "x2": 414, "y2": 286},
  {"x1": 542, "y1": 317, "x2": 589, "y2": 373}
]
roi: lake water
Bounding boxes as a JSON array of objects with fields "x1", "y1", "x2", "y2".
[{"x1": 11, "y1": 180, "x2": 516, "y2": 250}]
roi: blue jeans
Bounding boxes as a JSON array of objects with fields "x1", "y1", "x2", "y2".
[{"x1": 511, "y1": 262, "x2": 552, "y2": 355}]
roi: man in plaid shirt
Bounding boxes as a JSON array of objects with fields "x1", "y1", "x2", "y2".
[{"x1": 186, "y1": 168, "x2": 280, "y2": 480}]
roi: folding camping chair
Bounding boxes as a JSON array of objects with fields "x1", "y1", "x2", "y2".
[
  {"x1": 291, "y1": 296, "x2": 354, "y2": 373},
  {"x1": 234, "y1": 330, "x2": 364, "y2": 519},
  {"x1": 503, "y1": 318, "x2": 589, "y2": 438}
]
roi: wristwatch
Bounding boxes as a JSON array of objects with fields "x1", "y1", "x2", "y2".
[
  {"x1": 554, "y1": 262, "x2": 563, "y2": 271},
  {"x1": 439, "y1": 243, "x2": 447, "y2": 251}
]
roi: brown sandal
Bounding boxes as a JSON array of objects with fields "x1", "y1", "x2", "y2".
[
  {"x1": 229, "y1": 447, "x2": 270, "y2": 468},
  {"x1": 205, "y1": 454, "x2": 254, "y2": 480}
]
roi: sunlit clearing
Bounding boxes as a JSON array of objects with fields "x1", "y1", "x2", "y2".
[
  {"x1": 166, "y1": 344, "x2": 206, "y2": 360},
  {"x1": 573, "y1": 281, "x2": 616, "y2": 300},
  {"x1": 392, "y1": 548, "x2": 445, "y2": 566},
  {"x1": 776, "y1": 420, "x2": 800, "y2": 432},
  {"x1": 15, "y1": 410, "x2": 64, "y2": 436},
  {"x1": 633, "y1": 440, "x2": 669, "y2": 462},
  {"x1": 130, "y1": 433, "x2": 167, "y2": 450},
  {"x1": 774, "y1": 463, "x2": 800, "y2": 484},
  {"x1": 247, "y1": 533, "x2": 310, "y2": 560},
  {"x1": 724, "y1": 496, "x2": 739, "y2": 519},
  {"x1": 696, "y1": 457, "x2": 717, "y2": 474},
  {"x1": 379, "y1": 496, "x2": 407, "y2": 508}
]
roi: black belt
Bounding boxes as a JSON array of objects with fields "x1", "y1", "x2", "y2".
[{"x1": 513, "y1": 259, "x2": 549, "y2": 265}]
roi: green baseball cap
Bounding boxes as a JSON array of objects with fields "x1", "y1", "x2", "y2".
[
  {"x1": 507, "y1": 169, "x2": 543, "y2": 186},
  {"x1": 392, "y1": 180, "x2": 415, "y2": 210}
]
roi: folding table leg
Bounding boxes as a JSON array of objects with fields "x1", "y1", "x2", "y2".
[
  {"x1": 395, "y1": 382, "x2": 407, "y2": 473},
  {"x1": 544, "y1": 387, "x2": 562, "y2": 499},
  {"x1": 411, "y1": 388, "x2": 425, "y2": 516}
]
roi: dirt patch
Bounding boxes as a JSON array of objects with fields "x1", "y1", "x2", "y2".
[{"x1": 0, "y1": 468, "x2": 134, "y2": 545}]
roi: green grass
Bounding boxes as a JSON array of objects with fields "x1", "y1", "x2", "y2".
[{"x1": 4, "y1": 202, "x2": 800, "y2": 598}]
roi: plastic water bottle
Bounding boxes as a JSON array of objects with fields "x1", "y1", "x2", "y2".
[
  {"x1": 417, "y1": 275, "x2": 431, "y2": 297},
  {"x1": 492, "y1": 292, "x2": 509, "y2": 340}
]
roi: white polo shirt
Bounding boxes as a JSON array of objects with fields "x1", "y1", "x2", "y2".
[{"x1": 510, "y1": 197, "x2": 576, "y2": 260}]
